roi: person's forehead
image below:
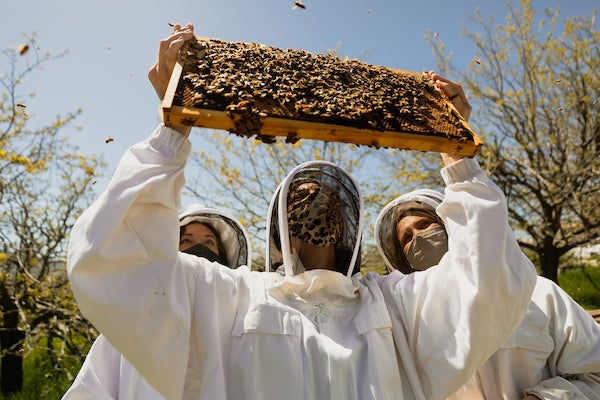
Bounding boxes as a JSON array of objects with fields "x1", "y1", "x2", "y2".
[
  {"x1": 396, "y1": 214, "x2": 436, "y2": 230},
  {"x1": 183, "y1": 222, "x2": 216, "y2": 236}
]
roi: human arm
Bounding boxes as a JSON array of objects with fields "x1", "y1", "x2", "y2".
[
  {"x1": 67, "y1": 123, "x2": 193, "y2": 398},
  {"x1": 148, "y1": 23, "x2": 195, "y2": 137},
  {"x1": 67, "y1": 25, "x2": 199, "y2": 399},
  {"x1": 380, "y1": 156, "x2": 537, "y2": 399},
  {"x1": 427, "y1": 71, "x2": 473, "y2": 166}
]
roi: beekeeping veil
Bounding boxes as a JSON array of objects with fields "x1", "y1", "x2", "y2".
[
  {"x1": 375, "y1": 189, "x2": 444, "y2": 273},
  {"x1": 179, "y1": 204, "x2": 252, "y2": 269},
  {"x1": 266, "y1": 161, "x2": 363, "y2": 277}
]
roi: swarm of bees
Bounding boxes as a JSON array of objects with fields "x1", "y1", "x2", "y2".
[{"x1": 170, "y1": 38, "x2": 474, "y2": 143}]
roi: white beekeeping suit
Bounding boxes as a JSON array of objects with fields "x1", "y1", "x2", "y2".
[
  {"x1": 67, "y1": 124, "x2": 537, "y2": 399},
  {"x1": 375, "y1": 189, "x2": 600, "y2": 399},
  {"x1": 63, "y1": 204, "x2": 251, "y2": 400}
]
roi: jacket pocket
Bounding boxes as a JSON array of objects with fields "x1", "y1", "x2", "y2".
[
  {"x1": 500, "y1": 308, "x2": 553, "y2": 354},
  {"x1": 234, "y1": 302, "x2": 302, "y2": 337},
  {"x1": 228, "y1": 303, "x2": 303, "y2": 400}
]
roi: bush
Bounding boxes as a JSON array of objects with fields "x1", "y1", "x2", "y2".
[
  {"x1": 0, "y1": 344, "x2": 83, "y2": 400},
  {"x1": 559, "y1": 263, "x2": 600, "y2": 310}
]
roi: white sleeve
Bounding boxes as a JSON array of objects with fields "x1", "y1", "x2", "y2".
[
  {"x1": 524, "y1": 278, "x2": 600, "y2": 399},
  {"x1": 381, "y1": 157, "x2": 537, "y2": 399},
  {"x1": 62, "y1": 335, "x2": 121, "y2": 400},
  {"x1": 67, "y1": 124, "x2": 193, "y2": 400}
]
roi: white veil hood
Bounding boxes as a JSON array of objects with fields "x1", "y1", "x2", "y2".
[
  {"x1": 374, "y1": 189, "x2": 444, "y2": 272},
  {"x1": 179, "y1": 204, "x2": 252, "y2": 269},
  {"x1": 265, "y1": 161, "x2": 364, "y2": 277}
]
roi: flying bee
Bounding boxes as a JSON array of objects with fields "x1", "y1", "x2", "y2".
[
  {"x1": 16, "y1": 103, "x2": 26, "y2": 108},
  {"x1": 105, "y1": 136, "x2": 114, "y2": 144},
  {"x1": 472, "y1": 57, "x2": 481, "y2": 65},
  {"x1": 293, "y1": 1, "x2": 306, "y2": 9},
  {"x1": 18, "y1": 43, "x2": 29, "y2": 55}
]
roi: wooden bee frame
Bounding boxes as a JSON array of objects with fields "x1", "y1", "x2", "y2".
[{"x1": 162, "y1": 37, "x2": 483, "y2": 156}]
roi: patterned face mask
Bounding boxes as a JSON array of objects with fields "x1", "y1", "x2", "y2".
[
  {"x1": 287, "y1": 180, "x2": 343, "y2": 247},
  {"x1": 405, "y1": 225, "x2": 448, "y2": 271}
]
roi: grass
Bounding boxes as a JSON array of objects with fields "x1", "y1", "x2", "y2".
[
  {"x1": 0, "y1": 346, "x2": 82, "y2": 400},
  {"x1": 558, "y1": 263, "x2": 600, "y2": 310}
]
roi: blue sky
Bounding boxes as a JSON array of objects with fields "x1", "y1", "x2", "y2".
[{"x1": 2, "y1": 0, "x2": 597, "y2": 193}]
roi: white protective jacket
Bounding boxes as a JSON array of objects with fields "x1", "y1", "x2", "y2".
[
  {"x1": 375, "y1": 190, "x2": 600, "y2": 400},
  {"x1": 450, "y1": 276, "x2": 600, "y2": 400},
  {"x1": 63, "y1": 205, "x2": 252, "y2": 399},
  {"x1": 62, "y1": 335, "x2": 162, "y2": 399},
  {"x1": 67, "y1": 124, "x2": 537, "y2": 400}
]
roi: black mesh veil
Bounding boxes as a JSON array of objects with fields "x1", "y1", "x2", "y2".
[
  {"x1": 179, "y1": 204, "x2": 252, "y2": 269},
  {"x1": 374, "y1": 189, "x2": 444, "y2": 273},
  {"x1": 266, "y1": 161, "x2": 363, "y2": 277}
]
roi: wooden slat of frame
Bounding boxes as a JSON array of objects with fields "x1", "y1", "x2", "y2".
[
  {"x1": 162, "y1": 105, "x2": 482, "y2": 156},
  {"x1": 161, "y1": 38, "x2": 483, "y2": 157}
]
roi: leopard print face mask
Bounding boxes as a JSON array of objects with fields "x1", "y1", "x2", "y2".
[{"x1": 287, "y1": 180, "x2": 343, "y2": 247}]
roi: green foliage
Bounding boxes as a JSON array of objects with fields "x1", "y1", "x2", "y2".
[
  {"x1": 559, "y1": 264, "x2": 600, "y2": 310},
  {"x1": 0, "y1": 343, "x2": 83, "y2": 400},
  {"x1": 422, "y1": 0, "x2": 600, "y2": 282},
  {"x1": 0, "y1": 34, "x2": 104, "y2": 393}
]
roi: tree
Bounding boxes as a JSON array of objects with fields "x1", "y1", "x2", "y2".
[
  {"x1": 0, "y1": 34, "x2": 102, "y2": 393},
  {"x1": 421, "y1": 0, "x2": 600, "y2": 282}
]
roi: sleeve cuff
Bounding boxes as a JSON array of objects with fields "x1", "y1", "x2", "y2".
[
  {"x1": 148, "y1": 123, "x2": 192, "y2": 159},
  {"x1": 440, "y1": 157, "x2": 482, "y2": 185}
]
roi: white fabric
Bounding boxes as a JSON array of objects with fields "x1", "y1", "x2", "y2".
[
  {"x1": 375, "y1": 191, "x2": 600, "y2": 399},
  {"x1": 447, "y1": 276, "x2": 600, "y2": 400},
  {"x1": 66, "y1": 124, "x2": 537, "y2": 400},
  {"x1": 62, "y1": 335, "x2": 164, "y2": 400}
]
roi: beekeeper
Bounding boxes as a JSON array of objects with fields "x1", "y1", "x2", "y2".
[
  {"x1": 375, "y1": 189, "x2": 600, "y2": 400},
  {"x1": 63, "y1": 205, "x2": 251, "y2": 399},
  {"x1": 66, "y1": 23, "x2": 537, "y2": 399}
]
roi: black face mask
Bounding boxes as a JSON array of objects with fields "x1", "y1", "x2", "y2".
[{"x1": 181, "y1": 243, "x2": 226, "y2": 265}]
